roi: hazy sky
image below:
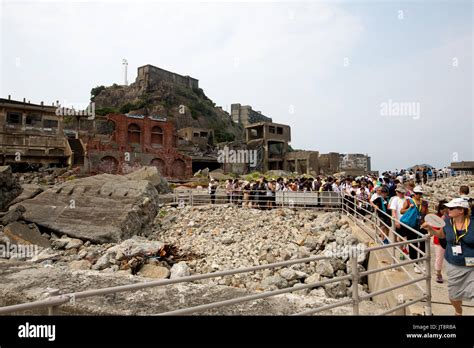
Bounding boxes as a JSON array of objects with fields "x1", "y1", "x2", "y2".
[{"x1": 1, "y1": 0, "x2": 472, "y2": 171}]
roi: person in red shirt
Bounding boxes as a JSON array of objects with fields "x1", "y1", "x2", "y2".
[{"x1": 433, "y1": 200, "x2": 448, "y2": 283}]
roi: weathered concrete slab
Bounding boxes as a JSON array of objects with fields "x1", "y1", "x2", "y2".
[
  {"x1": 3, "y1": 221, "x2": 50, "y2": 248},
  {"x1": 16, "y1": 174, "x2": 159, "y2": 243},
  {"x1": 0, "y1": 205, "x2": 26, "y2": 225},
  {"x1": 8, "y1": 184, "x2": 44, "y2": 207},
  {"x1": 125, "y1": 166, "x2": 170, "y2": 193}
]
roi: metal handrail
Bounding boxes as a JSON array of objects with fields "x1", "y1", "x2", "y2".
[
  {"x1": 0, "y1": 192, "x2": 432, "y2": 316},
  {"x1": 341, "y1": 195, "x2": 428, "y2": 294}
]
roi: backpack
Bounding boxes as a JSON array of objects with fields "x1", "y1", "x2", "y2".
[{"x1": 400, "y1": 198, "x2": 421, "y2": 228}]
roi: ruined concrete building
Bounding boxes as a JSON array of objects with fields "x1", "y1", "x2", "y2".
[
  {"x1": 176, "y1": 127, "x2": 219, "y2": 173},
  {"x1": 177, "y1": 127, "x2": 214, "y2": 148},
  {"x1": 450, "y1": 161, "x2": 474, "y2": 174},
  {"x1": 0, "y1": 97, "x2": 70, "y2": 168},
  {"x1": 339, "y1": 153, "x2": 372, "y2": 176},
  {"x1": 231, "y1": 103, "x2": 272, "y2": 128},
  {"x1": 245, "y1": 122, "x2": 290, "y2": 172},
  {"x1": 136, "y1": 64, "x2": 199, "y2": 92},
  {"x1": 285, "y1": 150, "x2": 320, "y2": 175}
]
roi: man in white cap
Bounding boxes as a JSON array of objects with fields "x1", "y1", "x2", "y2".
[{"x1": 422, "y1": 197, "x2": 473, "y2": 315}]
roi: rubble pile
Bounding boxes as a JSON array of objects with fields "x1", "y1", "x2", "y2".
[
  {"x1": 1, "y1": 206, "x2": 371, "y2": 297},
  {"x1": 422, "y1": 175, "x2": 474, "y2": 202},
  {"x1": 15, "y1": 167, "x2": 80, "y2": 186},
  {"x1": 0, "y1": 196, "x2": 384, "y2": 314},
  {"x1": 153, "y1": 206, "x2": 369, "y2": 298}
]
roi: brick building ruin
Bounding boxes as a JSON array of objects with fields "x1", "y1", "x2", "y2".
[{"x1": 81, "y1": 114, "x2": 192, "y2": 178}]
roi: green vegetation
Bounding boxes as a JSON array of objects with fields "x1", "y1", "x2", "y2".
[
  {"x1": 95, "y1": 107, "x2": 119, "y2": 116},
  {"x1": 214, "y1": 129, "x2": 235, "y2": 143},
  {"x1": 158, "y1": 210, "x2": 167, "y2": 218},
  {"x1": 90, "y1": 85, "x2": 106, "y2": 100}
]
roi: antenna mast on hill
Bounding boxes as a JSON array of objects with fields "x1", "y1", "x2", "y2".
[{"x1": 122, "y1": 59, "x2": 128, "y2": 86}]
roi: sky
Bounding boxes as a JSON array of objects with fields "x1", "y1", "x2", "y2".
[{"x1": 1, "y1": 0, "x2": 472, "y2": 172}]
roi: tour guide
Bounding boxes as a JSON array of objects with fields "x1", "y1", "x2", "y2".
[{"x1": 422, "y1": 198, "x2": 474, "y2": 316}]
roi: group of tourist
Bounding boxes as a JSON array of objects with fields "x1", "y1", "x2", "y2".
[{"x1": 207, "y1": 168, "x2": 473, "y2": 315}]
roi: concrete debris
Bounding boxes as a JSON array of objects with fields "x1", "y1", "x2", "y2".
[
  {"x1": 15, "y1": 174, "x2": 160, "y2": 243},
  {"x1": 170, "y1": 261, "x2": 191, "y2": 279},
  {"x1": 0, "y1": 205, "x2": 26, "y2": 225},
  {"x1": 125, "y1": 166, "x2": 171, "y2": 194},
  {"x1": 3, "y1": 221, "x2": 50, "y2": 248},
  {"x1": 138, "y1": 264, "x2": 170, "y2": 279},
  {"x1": 422, "y1": 175, "x2": 474, "y2": 202}
]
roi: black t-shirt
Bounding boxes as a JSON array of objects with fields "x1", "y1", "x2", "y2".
[{"x1": 373, "y1": 197, "x2": 391, "y2": 220}]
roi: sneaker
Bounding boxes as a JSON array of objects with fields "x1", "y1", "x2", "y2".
[
  {"x1": 402, "y1": 247, "x2": 409, "y2": 255},
  {"x1": 436, "y1": 274, "x2": 443, "y2": 283},
  {"x1": 414, "y1": 265, "x2": 422, "y2": 274},
  {"x1": 399, "y1": 252, "x2": 406, "y2": 261}
]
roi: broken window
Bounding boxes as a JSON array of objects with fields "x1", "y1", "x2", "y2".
[
  {"x1": 277, "y1": 127, "x2": 283, "y2": 134},
  {"x1": 200, "y1": 132, "x2": 208, "y2": 138},
  {"x1": 6, "y1": 112, "x2": 22, "y2": 125},
  {"x1": 26, "y1": 114, "x2": 42, "y2": 127},
  {"x1": 269, "y1": 126, "x2": 275, "y2": 133},
  {"x1": 128, "y1": 123, "x2": 141, "y2": 145},
  {"x1": 43, "y1": 119, "x2": 58, "y2": 128},
  {"x1": 151, "y1": 126, "x2": 163, "y2": 147}
]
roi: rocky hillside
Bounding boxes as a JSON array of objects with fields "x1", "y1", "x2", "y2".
[{"x1": 91, "y1": 80, "x2": 243, "y2": 143}]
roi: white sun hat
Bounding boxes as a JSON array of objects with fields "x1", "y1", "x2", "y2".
[
  {"x1": 413, "y1": 186, "x2": 424, "y2": 194},
  {"x1": 445, "y1": 198, "x2": 470, "y2": 209}
]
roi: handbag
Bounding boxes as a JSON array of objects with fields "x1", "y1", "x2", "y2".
[{"x1": 400, "y1": 198, "x2": 420, "y2": 228}]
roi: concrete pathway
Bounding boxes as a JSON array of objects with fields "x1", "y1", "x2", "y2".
[{"x1": 346, "y1": 215, "x2": 474, "y2": 316}]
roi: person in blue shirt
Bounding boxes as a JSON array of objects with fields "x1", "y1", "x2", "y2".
[{"x1": 422, "y1": 198, "x2": 474, "y2": 316}]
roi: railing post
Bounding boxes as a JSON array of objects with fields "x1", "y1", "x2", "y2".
[
  {"x1": 351, "y1": 253, "x2": 360, "y2": 315},
  {"x1": 46, "y1": 289, "x2": 60, "y2": 316},
  {"x1": 375, "y1": 214, "x2": 380, "y2": 242},
  {"x1": 424, "y1": 234, "x2": 432, "y2": 316}
]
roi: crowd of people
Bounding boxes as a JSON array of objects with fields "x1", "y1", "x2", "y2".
[{"x1": 207, "y1": 168, "x2": 473, "y2": 315}]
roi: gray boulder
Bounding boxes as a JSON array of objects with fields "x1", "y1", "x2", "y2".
[
  {"x1": 170, "y1": 261, "x2": 191, "y2": 279},
  {"x1": 125, "y1": 166, "x2": 170, "y2": 194},
  {"x1": 315, "y1": 260, "x2": 334, "y2": 278},
  {"x1": 138, "y1": 264, "x2": 170, "y2": 279},
  {"x1": 261, "y1": 274, "x2": 288, "y2": 289}
]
